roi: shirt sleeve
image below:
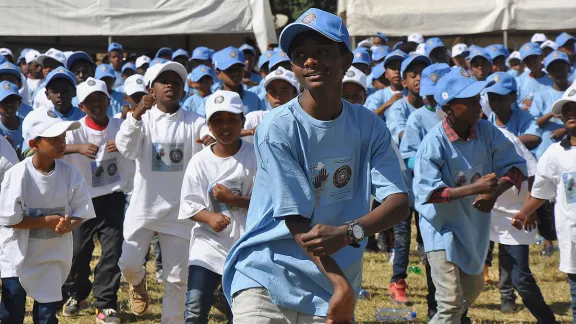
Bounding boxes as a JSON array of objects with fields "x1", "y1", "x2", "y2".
[
  {"x1": 68, "y1": 166, "x2": 96, "y2": 220},
  {"x1": 179, "y1": 158, "x2": 208, "y2": 220},
  {"x1": 364, "y1": 91, "x2": 383, "y2": 111},
  {"x1": 399, "y1": 113, "x2": 423, "y2": 159},
  {"x1": 500, "y1": 168, "x2": 526, "y2": 191},
  {"x1": 0, "y1": 166, "x2": 25, "y2": 226},
  {"x1": 427, "y1": 188, "x2": 453, "y2": 203},
  {"x1": 488, "y1": 122, "x2": 529, "y2": 182},
  {"x1": 531, "y1": 148, "x2": 559, "y2": 200},
  {"x1": 413, "y1": 134, "x2": 451, "y2": 205},
  {"x1": 386, "y1": 100, "x2": 407, "y2": 144},
  {"x1": 115, "y1": 113, "x2": 144, "y2": 161},
  {"x1": 518, "y1": 109, "x2": 543, "y2": 137}
]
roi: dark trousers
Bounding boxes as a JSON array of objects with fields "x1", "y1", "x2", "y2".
[
  {"x1": 185, "y1": 265, "x2": 232, "y2": 324},
  {"x1": 63, "y1": 191, "x2": 125, "y2": 309},
  {"x1": 391, "y1": 209, "x2": 413, "y2": 283},
  {"x1": 498, "y1": 244, "x2": 556, "y2": 323},
  {"x1": 0, "y1": 277, "x2": 59, "y2": 324},
  {"x1": 568, "y1": 274, "x2": 576, "y2": 324}
]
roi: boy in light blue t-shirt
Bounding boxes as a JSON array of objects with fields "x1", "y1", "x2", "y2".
[
  {"x1": 414, "y1": 67, "x2": 527, "y2": 323},
  {"x1": 516, "y1": 42, "x2": 553, "y2": 110},
  {"x1": 223, "y1": 8, "x2": 410, "y2": 324},
  {"x1": 182, "y1": 65, "x2": 216, "y2": 117}
]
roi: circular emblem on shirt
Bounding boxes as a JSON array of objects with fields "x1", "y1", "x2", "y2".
[
  {"x1": 94, "y1": 165, "x2": 104, "y2": 178},
  {"x1": 169, "y1": 148, "x2": 183, "y2": 163},
  {"x1": 229, "y1": 51, "x2": 238, "y2": 58},
  {"x1": 346, "y1": 70, "x2": 355, "y2": 78},
  {"x1": 470, "y1": 172, "x2": 482, "y2": 184},
  {"x1": 107, "y1": 163, "x2": 117, "y2": 176},
  {"x1": 274, "y1": 69, "x2": 283, "y2": 75},
  {"x1": 355, "y1": 52, "x2": 362, "y2": 58},
  {"x1": 301, "y1": 13, "x2": 317, "y2": 24},
  {"x1": 461, "y1": 69, "x2": 471, "y2": 78},
  {"x1": 2, "y1": 83, "x2": 10, "y2": 90},
  {"x1": 568, "y1": 89, "x2": 576, "y2": 97},
  {"x1": 214, "y1": 95, "x2": 225, "y2": 104},
  {"x1": 441, "y1": 92, "x2": 449, "y2": 100},
  {"x1": 47, "y1": 110, "x2": 58, "y2": 118},
  {"x1": 87, "y1": 80, "x2": 96, "y2": 86},
  {"x1": 333, "y1": 165, "x2": 352, "y2": 188},
  {"x1": 429, "y1": 73, "x2": 438, "y2": 82},
  {"x1": 230, "y1": 188, "x2": 242, "y2": 196},
  {"x1": 136, "y1": 78, "x2": 143, "y2": 85},
  {"x1": 493, "y1": 74, "x2": 501, "y2": 82},
  {"x1": 455, "y1": 172, "x2": 467, "y2": 187}
]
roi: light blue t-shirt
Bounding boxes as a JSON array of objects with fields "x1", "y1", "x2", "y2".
[
  {"x1": 364, "y1": 87, "x2": 407, "y2": 122},
  {"x1": 182, "y1": 93, "x2": 208, "y2": 117},
  {"x1": 530, "y1": 87, "x2": 565, "y2": 159},
  {"x1": 113, "y1": 70, "x2": 124, "y2": 90},
  {"x1": 399, "y1": 107, "x2": 441, "y2": 159},
  {"x1": 506, "y1": 69, "x2": 521, "y2": 78},
  {"x1": 387, "y1": 98, "x2": 418, "y2": 144},
  {"x1": 366, "y1": 73, "x2": 374, "y2": 89},
  {"x1": 247, "y1": 78, "x2": 267, "y2": 103},
  {"x1": 487, "y1": 106, "x2": 542, "y2": 138},
  {"x1": 109, "y1": 90, "x2": 126, "y2": 117},
  {"x1": 414, "y1": 120, "x2": 527, "y2": 275},
  {"x1": 516, "y1": 71, "x2": 553, "y2": 106},
  {"x1": 239, "y1": 89, "x2": 266, "y2": 114},
  {"x1": 17, "y1": 103, "x2": 32, "y2": 119},
  {"x1": 223, "y1": 98, "x2": 408, "y2": 316},
  {"x1": 0, "y1": 118, "x2": 23, "y2": 152}
]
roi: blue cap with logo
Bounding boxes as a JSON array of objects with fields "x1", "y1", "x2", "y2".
[
  {"x1": 46, "y1": 67, "x2": 77, "y2": 87},
  {"x1": 371, "y1": 63, "x2": 386, "y2": 80},
  {"x1": 268, "y1": 51, "x2": 290, "y2": 71},
  {"x1": 258, "y1": 50, "x2": 275, "y2": 69},
  {"x1": 484, "y1": 72, "x2": 517, "y2": 95},
  {"x1": 191, "y1": 47, "x2": 212, "y2": 61},
  {"x1": 279, "y1": 8, "x2": 351, "y2": 57},
  {"x1": 122, "y1": 62, "x2": 136, "y2": 73},
  {"x1": 172, "y1": 49, "x2": 190, "y2": 60},
  {"x1": 95, "y1": 64, "x2": 116, "y2": 80},
  {"x1": 434, "y1": 67, "x2": 494, "y2": 107},
  {"x1": 353, "y1": 48, "x2": 371, "y2": 65},
  {"x1": 0, "y1": 81, "x2": 21, "y2": 102},
  {"x1": 375, "y1": 32, "x2": 388, "y2": 43},
  {"x1": 544, "y1": 51, "x2": 571, "y2": 71},
  {"x1": 425, "y1": 37, "x2": 445, "y2": 56},
  {"x1": 155, "y1": 47, "x2": 173, "y2": 59},
  {"x1": 239, "y1": 44, "x2": 256, "y2": 55},
  {"x1": 108, "y1": 42, "x2": 123, "y2": 53},
  {"x1": 420, "y1": 63, "x2": 451, "y2": 96},
  {"x1": 556, "y1": 32, "x2": 576, "y2": 48},
  {"x1": 520, "y1": 42, "x2": 542, "y2": 61},
  {"x1": 468, "y1": 48, "x2": 493, "y2": 65},
  {"x1": 372, "y1": 46, "x2": 390, "y2": 62},
  {"x1": 66, "y1": 51, "x2": 94, "y2": 70},
  {"x1": 213, "y1": 46, "x2": 246, "y2": 71},
  {"x1": 150, "y1": 58, "x2": 169, "y2": 67},
  {"x1": 190, "y1": 65, "x2": 216, "y2": 83},
  {"x1": 486, "y1": 44, "x2": 508, "y2": 60},
  {"x1": 466, "y1": 45, "x2": 484, "y2": 60},
  {"x1": 383, "y1": 49, "x2": 408, "y2": 68},
  {"x1": 0, "y1": 62, "x2": 22, "y2": 79},
  {"x1": 401, "y1": 54, "x2": 432, "y2": 78}
]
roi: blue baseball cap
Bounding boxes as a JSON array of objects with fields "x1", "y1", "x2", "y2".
[
  {"x1": 375, "y1": 32, "x2": 388, "y2": 43},
  {"x1": 122, "y1": 62, "x2": 136, "y2": 73},
  {"x1": 468, "y1": 48, "x2": 493, "y2": 65},
  {"x1": 0, "y1": 62, "x2": 22, "y2": 79},
  {"x1": 556, "y1": 32, "x2": 576, "y2": 48},
  {"x1": 484, "y1": 72, "x2": 517, "y2": 95},
  {"x1": 420, "y1": 63, "x2": 451, "y2": 96},
  {"x1": 191, "y1": 47, "x2": 212, "y2": 61},
  {"x1": 466, "y1": 45, "x2": 484, "y2": 59},
  {"x1": 485, "y1": 44, "x2": 508, "y2": 60},
  {"x1": 371, "y1": 62, "x2": 386, "y2": 80},
  {"x1": 434, "y1": 67, "x2": 494, "y2": 107},
  {"x1": 108, "y1": 42, "x2": 123, "y2": 53},
  {"x1": 383, "y1": 49, "x2": 408, "y2": 68},
  {"x1": 0, "y1": 56, "x2": 5, "y2": 65},
  {"x1": 0, "y1": 81, "x2": 21, "y2": 102},
  {"x1": 425, "y1": 37, "x2": 445, "y2": 56},
  {"x1": 172, "y1": 49, "x2": 190, "y2": 60},
  {"x1": 353, "y1": 49, "x2": 371, "y2": 65},
  {"x1": 520, "y1": 42, "x2": 542, "y2": 61},
  {"x1": 95, "y1": 64, "x2": 116, "y2": 80},
  {"x1": 401, "y1": 54, "x2": 432, "y2": 78},
  {"x1": 66, "y1": 51, "x2": 94, "y2": 70},
  {"x1": 279, "y1": 8, "x2": 351, "y2": 57},
  {"x1": 213, "y1": 46, "x2": 246, "y2": 71},
  {"x1": 45, "y1": 67, "x2": 77, "y2": 87},
  {"x1": 268, "y1": 51, "x2": 290, "y2": 71},
  {"x1": 372, "y1": 46, "x2": 390, "y2": 62},
  {"x1": 239, "y1": 44, "x2": 256, "y2": 55},
  {"x1": 190, "y1": 65, "x2": 216, "y2": 83},
  {"x1": 150, "y1": 57, "x2": 169, "y2": 67},
  {"x1": 544, "y1": 51, "x2": 571, "y2": 71},
  {"x1": 257, "y1": 50, "x2": 275, "y2": 69},
  {"x1": 156, "y1": 47, "x2": 173, "y2": 59}
]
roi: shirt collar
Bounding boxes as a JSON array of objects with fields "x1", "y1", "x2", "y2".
[
  {"x1": 442, "y1": 117, "x2": 478, "y2": 142},
  {"x1": 560, "y1": 135, "x2": 575, "y2": 149},
  {"x1": 148, "y1": 105, "x2": 184, "y2": 121}
]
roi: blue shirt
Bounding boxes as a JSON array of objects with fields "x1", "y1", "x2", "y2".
[
  {"x1": 387, "y1": 98, "x2": 418, "y2": 144},
  {"x1": 109, "y1": 90, "x2": 126, "y2": 117},
  {"x1": 182, "y1": 93, "x2": 208, "y2": 117},
  {"x1": 399, "y1": 107, "x2": 441, "y2": 159},
  {"x1": 414, "y1": 120, "x2": 527, "y2": 275},
  {"x1": 506, "y1": 69, "x2": 521, "y2": 78},
  {"x1": 487, "y1": 106, "x2": 542, "y2": 138},
  {"x1": 530, "y1": 87, "x2": 565, "y2": 159},
  {"x1": 235, "y1": 89, "x2": 266, "y2": 114},
  {"x1": 516, "y1": 71, "x2": 553, "y2": 106},
  {"x1": 364, "y1": 87, "x2": 407, "y2": 122},
  {"x1": 113, "y1": 70, "x2": 124, "y2": 90},
  {"x1": 16, "y1": 103, "x2": 32, "y2": 119},
  {"x1": 366, "y1": 73, "x2": 374, "y2": 89},
  {"x1": 0, "y1": 118, "x2": 23, "y2": 152},
  {"x1": 223, "y1": 98, "x2": 407, "y2": 316}
]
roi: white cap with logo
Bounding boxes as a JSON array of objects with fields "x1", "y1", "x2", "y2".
[
  {"x1": 144, "y1": 61, "x2": 187, "y2": 87},
  {"x1": 342, "y1": 66, "x2": 367, "y2": 91},
  {"x1": 24, "y1": 50, "x2": 41, "y2": 64},
  {"x1": 551, "y1": 83, "x2": 576, "y2": 115},
  {"x1": 205, "y1": 90, "x2": 244, "y2": 121},
  {"x1": 408, "y1": 33, "x2": 424, "y2": 44},
  {"x1": 451, "y1": 43, "x2": 469, "y2": 58},
  {"x1": 531, "y1": 33, "x2": 547, "y2": 43},
  {"x1": 135, "y1": 55, "x2": 151, "y2": 69},
  {"x1": 77, "y1": 77, "x2": 110, "y2": 103},
  {"x1": 22, "y1": 108, "x2": 80, "y2": 142},
  {"x1": 263, "y1": 67, "x2": 299, "y2": 92},
  {"x1": 36, "y1": 48, "x2": 67, "y2": 65},
  {"x1": 124, "y1": 74, "x2": 147, "y2": 96}
]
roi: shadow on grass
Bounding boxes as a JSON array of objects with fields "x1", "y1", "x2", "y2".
[
  {"x1": 549, "y1": 301, "x2": 571, "y2": 313},
  {"x1": 120, "y1": 312, "x2": 162, "y2": 323}
]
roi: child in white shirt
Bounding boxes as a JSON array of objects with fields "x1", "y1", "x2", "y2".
[
  {"x1": 115, "y1": 61, "x2": 207, "y2": 323},
  {"x1": 180, "y1": 90, "x2": 257, "y2": 323},
  {"x1": 0, "y1": 107, "x2": 95, "y2": 323}
]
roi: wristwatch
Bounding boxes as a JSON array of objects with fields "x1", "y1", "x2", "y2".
[{"x1": 346, "y1": 221, "x2": 365, "y2": 248}]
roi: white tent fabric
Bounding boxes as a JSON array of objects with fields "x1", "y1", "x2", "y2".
[
  {"x1": 0, "y1": 0, "x2": 277, "y2": 52},
  {"x1": 509, "y1": 0, "x2": 576, "y2": 31}
]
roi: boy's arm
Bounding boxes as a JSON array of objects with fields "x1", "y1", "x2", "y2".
[
  {"x1": 374, "y1": 92, "x2": 403, "y2": 117},
  {"x1": 8, "y1": 215, "x2": 62, "y2": 230},
  {"x1": 115, "y1": 95, "x2": 155, "y2": 160},
  {"x1": 517, "y1": 135, "x2": 541, "y2": 150}
]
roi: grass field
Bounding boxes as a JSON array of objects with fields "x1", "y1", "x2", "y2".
[{"x1": 20, "y1": 228, "x2": 573, "y2": 323}]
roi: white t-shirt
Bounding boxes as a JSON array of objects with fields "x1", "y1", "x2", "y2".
[
  {"x1": 532, "y1": 140, "x2": 576, "y2": 274},
  {"x1": 63, "y1": 117, "x2": 134, "y2": 199},
  {"x1": 179, "y1": 141, "x2": 256, "y2": 274},
  {"x1": 115, "y1": 106, "x2": 206, "y2": 239},
  {"x1": 490, "y1": 128, "x2": 538, "y2": 245},
  {"x1": 33, "y1": 87, "x2": 54, "y2": 110},
  {"x1": 0, "y1": 158, "x2": 95, "y2": 302},
  {"x1": 27, "y1": 78, "x2": 43, "y2": 96},
  {"x1": 242, "y1": 110, "x2": 269, "y2": 144},
  {"x1": 0, "y1": 136, "x2": 18, "y2": 189}
]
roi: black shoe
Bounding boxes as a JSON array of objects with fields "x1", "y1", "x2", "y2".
[{"x1": 500, "y1": 297, "x2": 516, "y2": 313}]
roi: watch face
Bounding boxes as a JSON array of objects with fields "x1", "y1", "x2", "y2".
[{"x1": 352, "y1": 224, "x2": 364, "y2": 239}]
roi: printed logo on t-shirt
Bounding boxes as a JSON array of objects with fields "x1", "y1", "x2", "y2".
[
  {"x1": 91, "y1": 157, "x2": 121, "y2": 187},
  {"x1": 209, "y1": 181, "x2": 242, "y2": 214},
  {"x1": 27, "y1": 207, "x2": 66, "y2": 239},
  {"x1": 452, "y1": 166, "x2": 482, "y2": 188},
  {"x1": 562, "y1": 172, "x2": 576, "y2": 204},
  {"x1": 151, "y1": 142, "x2": 185, "y2": 172},
  {"x1": 310, "y1": 156, "x2": 354, "y2": 207}
]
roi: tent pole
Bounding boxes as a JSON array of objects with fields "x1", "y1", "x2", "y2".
[
  {"x1": 503, "y1": 31, "x2": 508, "y2": 48},
  {"x1": 352, "y1": 36, "x2": 356, "y2": 49},
  {"x1": 108, "y1": 36, "x2": 113, "y2": 46}
]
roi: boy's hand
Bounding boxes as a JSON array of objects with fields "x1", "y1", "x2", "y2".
[
  {"x1": 511, "y1": 211, "x2": 538, "y2": 231},
  {"x1": 195, "y1": 135, "x2": 216, "y2": 146},
  {"x1": 387, "y1": 92, "x2": 403, "y2": 105},
  {"x1": 120, "y1": 104, "x2": 133, "y2": 120},
  {"x1": 212, "y1": 184, "x2": 236, "y2": 204},
  {"x1": 132, "y1": 95, "x2": 156, "y2": 120},
  {"x1": 472, "y1": 173, "x2": 499, "y2": 195},
  {"x1": 78, "y1": 144, "x2": 99, "y2": 159},
  {"x1": 106, "y1": 140, "x2": 118, "y2": 153},
  {"x1": 550, "y1": 127, "x2": 568, "y2": 141},
  {"x1": 327, "y1": 279, "x2": 355, "y2": 324},
  {"x1": 521, "y1": 98, "x2": 533, "y2": 110},
  {"x1": 208, "y1": 213, "x2": 231, "y2": 232},
  {"x1": 55, "y1": 215, "x2": 72, "y2": 234},
  {"x1": 472, "y1": 193, "x2": 498, "y2": 213},
  {"x1": 301, "y1": 224, "x2": 349, "y2": 256},
  {"x1": 44, "y1": 215, "x2": 62, "y2": 230}
]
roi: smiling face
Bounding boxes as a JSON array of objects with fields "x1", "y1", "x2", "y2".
[
  {"x1": 150, "y1": 70, "x2": 184, "y2": 106},
  {"x1": 208, "y1": 111, "x2": 244, "y2": 145},
  {"x1": 79, "y1": 92, "x2": 110, "y2": 123},
  {"x1": 562, "y1": 102, "x2": 576, "y2": 131}
]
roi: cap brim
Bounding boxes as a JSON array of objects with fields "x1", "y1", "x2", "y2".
[
  {"x1": 66, "y1": 52, "x2": 93, "y2": 69},
  {"x1": 125, "y1": 88, "x2": 148, "y2": 96},
  {"x1": 217, "y1": 61, "x2": 246, "y2": 71},
  {"x1": 39, "y1": 121, "x2": 81, "y2": 138},
  {"x1": 420, "y1": 85, "x2": 436, "y2": 97},
  {"x1": 191, "y1": 72, "x2": 212, "y2": 83},
  {"x1": 35, "y1": 54, "x2": 49, "y2": 65},
  {"x1": 455, "y1": 80, "x2": 494, "y2": 99},
  {"x1": 484, "y1": 84, "x2": 512, "y2": 96},
  {"x1": 0, "y1": 92, "x2": 21, "y2": 102},
  {"x1": 279, "y1": 23, "x2": 344, "y2": 56},
  {"x1": 384, "y1": 54, "x2": 405, "y2": 67},
  {"x1": 552, "y1": 98, "x2": 576, "y2": 115},
  {"x1": 153, "y1": 62, "x2": 188, "y2": 86},
  {"x1": 206, "y1": 106, "x2": 244, "y2": 121},
  {"x1": 343, "y1": 80, "x2": 367, "y2": 91}
]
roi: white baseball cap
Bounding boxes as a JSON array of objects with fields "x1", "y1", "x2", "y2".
[
  {"x1": 506, "y1": 51, "x2": 522, "y2": 67},
  {"x1": 135, "y1": 55, "x2": 151, "y2": 69},
  {"x1": 415, "y1": 43, "x2": 426, "y2": 55},
  {"x1": 540, "y1": 40, "x2": 558, "y2": 51},
  {"x1": 531, "y1": 33, "x2": 547, "y2": 44},
  {"x1": 36, "y1": 48, "x2": 66, "y2": 65},
  {"x1": 24, "y1": 50, "x2": 41, "y2": 64},
  {"x1": 408, "y1": 33, "x2": 424, "y2": 44},
  {"x1": 263, "y1": 67, "x2": 299, "y2": 92},
  {"x1": 357, "y1": 39, "x2": 374, "y2": 49},
  {"x1": 22, "y1": 107, "x2": 80, "y2": 142},
  {"x1": 124, "y1": 74, "x2": 147, "y2": 96},
  {"x1": 551, "y1": 83, "x2": 576, "y2": 115},
  {"x1": 77, "y1": 77, "x2": 110, "y2": 103},
  {"x1": 343, "y1": 66, "x2": 367, "y2": 91},
  {"x1": 144, "y1": 61, "x2": 187, "y2": 87},
  {"x1": 205, "y1": 90, "x2": 244, "y2": 121},
  {"x1": 0, "y1": 48, "x2": 13, "y2": 58},
  {"x1": 451, "y1": 43, "x2": 469, "y2": 58}
]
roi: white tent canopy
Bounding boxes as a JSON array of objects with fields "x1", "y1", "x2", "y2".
[
  {"x1": 338, "y1": 0, "x2": 576, "y2": 37},
  {"x1": 0, "y1": 0, "x2": 277, "y2": 52}
]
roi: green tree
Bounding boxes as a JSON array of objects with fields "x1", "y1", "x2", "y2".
[{"x1": 270, "y1": 0, "x2": 336, "y2": 22}]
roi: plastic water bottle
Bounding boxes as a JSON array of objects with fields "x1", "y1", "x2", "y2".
[
  {"x1": 388, "y1": 248, "x2": 395, "y2": 264},
  {"x1": 535, "y1": 236, "x2": 544, "y2": 245},
  {"x1": 407, "y1": 265, "x2": 422, "y2": 276},
  {"x1": 358, "y1": 288, "x2": 370, "y2": 300},
  {"x1": 375, "y1": 308, "x2": 416, "y2": 321}
]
